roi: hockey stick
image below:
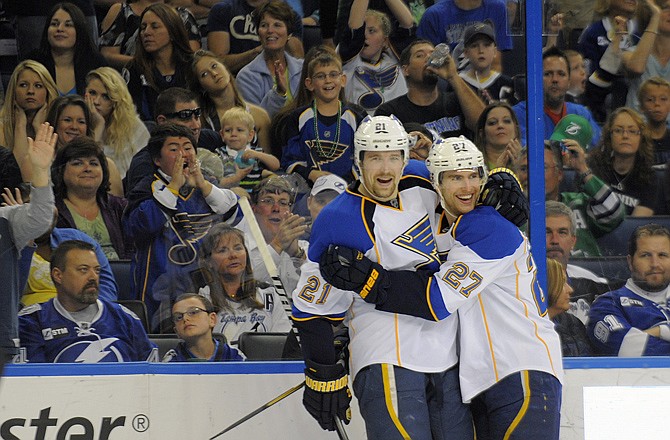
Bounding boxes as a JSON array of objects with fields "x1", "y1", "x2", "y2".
[
  {"x1": 237, "y1": 196, "x2": 298, "y2": 342},
  {"x1": 209, "y1": 381, "x2": 305, "y2": 439}
]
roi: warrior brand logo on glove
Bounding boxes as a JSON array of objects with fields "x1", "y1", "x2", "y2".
[
  {"x1": 305, "y1": 374, "x2": 349, "y2": 392},
  {"x1": 360, "y1": 269, "x2": 379, "y2": 299}
]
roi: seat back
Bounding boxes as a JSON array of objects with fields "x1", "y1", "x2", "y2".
[
  {"x1": 597, "y1": 216, "x2": 670, "y2": 256},
  {"x1": 149, "y1": 334, "x2": 183, "y2": 360},
  {"x1": 109, "y1": 259, "x2": 133, "y2": 300},
  {"x1": 570, "y1": 256, "x2": 630, "y2": 288},
  {"x1": 116, "y1": 300, "x2": 150, "y2": 333},
  {"x1": 238, "y1": 332, "x2": 302, "y2": 361}
]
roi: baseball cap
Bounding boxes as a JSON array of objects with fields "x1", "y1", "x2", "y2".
[
  {"x1": 310, "y1": 174, "x2": 347, "y2": 196},
  {"x1": 463, "y1": 22, "x2": 496, "y2": 46},
  {"x1": 549, "y1": 115, "x2": 593, "y2": 149}
]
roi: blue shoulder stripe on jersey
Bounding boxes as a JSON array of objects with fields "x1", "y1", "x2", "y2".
[
  {"x1": 403, "y1": 159, "x2": 431, "y2": 179},
  {"x1": 453, "y1": 206, "x2": 523, "y2": 260},
  {"x1": 291, "y1": 306, "x2": 346, "y2": 322},
  {"x1": 428, "y1": 278, "x2": 451, "y2": 320}
]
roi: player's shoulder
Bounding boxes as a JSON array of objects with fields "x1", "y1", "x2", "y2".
[
  {"x1": 452, "y1": 206, "x2": 523, "y2": 259},
  {"x1": 402, "y1": 159, "x2": 431, "y2": 180}
]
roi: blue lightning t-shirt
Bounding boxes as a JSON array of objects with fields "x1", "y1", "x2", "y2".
[{"x1": 18, "y1": 299, "x2": 156, "y2": 363}]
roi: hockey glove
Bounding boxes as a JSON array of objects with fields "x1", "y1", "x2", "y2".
[
  {"x1": 303, "y1": 359, "x2": 352, "y2": 431},
  {"x1": 320, "y1": 245, "x2": 388, "y2": 303},
  {"x1": 480, "y1": 168, "x2": 529, "y2": 227}
]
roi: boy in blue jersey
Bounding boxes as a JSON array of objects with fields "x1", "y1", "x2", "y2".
[
  {"x1": 19, "y1": 240, "x2": 156, "y2": 363},
  {"x1": 281, "y1": 50, "x2": 367, "y2": 183}
]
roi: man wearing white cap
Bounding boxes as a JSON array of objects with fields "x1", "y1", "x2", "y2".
[{"x1": 307, "y1": 174, "x2": 348, "y2": 221}]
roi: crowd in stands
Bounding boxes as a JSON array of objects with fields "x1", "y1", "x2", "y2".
[{"x1": 1, "y1": 0, "x2": 670, "y2": 367}]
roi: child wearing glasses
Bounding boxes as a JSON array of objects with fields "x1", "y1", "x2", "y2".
[
  {"x1": 281, "y1": 50, "x2": 367, "y2": 183},
  {"x1": 164, "y1": 293, "x2": 245, "y2": 362},
  {"x1": 206, "y1": 107, "x2": 279, "y2": 193}
]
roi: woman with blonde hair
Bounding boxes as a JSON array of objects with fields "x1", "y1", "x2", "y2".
[
  {"x1": 0, "y1": 60, "x2": 58, "y2": 183},
  {"x1": 189, "y1": 49, "x2": 271, "y2": 152},
  {"x1": 85, "y1": 67, "x2": 150, "y2": 178}
]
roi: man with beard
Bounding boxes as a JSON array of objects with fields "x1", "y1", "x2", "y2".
[
  {"x1": 18, "y1": 240, "x2": 155, "y2": 363},
  {"x1": 374, "y1": 39, "x2": 485, "y2": 139},
  {"x1": 513, "y1": 47, "x2": 601, "y2": 147},
  {"x1": 588, "y1": 224, "x2": 670, "y2": 356}
]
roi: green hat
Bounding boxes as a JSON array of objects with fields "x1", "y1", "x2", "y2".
[{"x1": 549, "y1": 115, "x2": 592, "y2": 148}]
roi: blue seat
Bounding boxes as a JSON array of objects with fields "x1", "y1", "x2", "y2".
[
  {"x1": 109, "y1": 259, "x2": 133, "y2": 300},
  {"x1": 596, "y1": 216, "x2": 670, "y2": 256},
  {"x1": 570, "y1": 256, "x2": 629, "y2": 287}
]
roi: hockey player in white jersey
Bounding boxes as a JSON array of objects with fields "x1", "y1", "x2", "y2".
[
  {"x1": 321, "y1": 136, "x2": 564, "y2": 440},
  {"x1": 292, "y1": 115, "x2": 474, "y2": 439}
]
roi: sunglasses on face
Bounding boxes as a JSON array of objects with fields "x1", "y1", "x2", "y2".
[{"x1": 165, "y1": 108, "x2": 202, "y2": 120}]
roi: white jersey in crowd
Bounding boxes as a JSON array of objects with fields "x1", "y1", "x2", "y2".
[
  {"x1": 428, "y1": 206, "x2": 564, "y2": 402},
  {"x1": 199, "y1": 284, "x2": 292, "y2": 345},
  {"x1": 292, "y1": 164, "x2": 459, "y2": 380}
]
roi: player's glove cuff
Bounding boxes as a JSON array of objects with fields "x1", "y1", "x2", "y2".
[
  {"x1": 480, "y1": 168, "x2": 529, "y2": 227},
  {"x1": 320, "y1": 245, "x2": 388, "y2": 304},
  {"x1": 303, "y1": 359, "x2": 352, "y2": 431}
]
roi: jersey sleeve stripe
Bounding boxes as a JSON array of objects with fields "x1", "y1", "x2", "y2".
[
  {"x1": 394, "y1": 313, "x2": 402, "y2": 365},
  {"x1": 291, "y1": 307, "x2": 346, "y2": 322},
  {"x1": 428, "y1": 278, "x2": 450, "y2": 321}
]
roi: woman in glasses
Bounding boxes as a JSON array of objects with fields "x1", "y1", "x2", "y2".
[
  {"x1": 51, "y1": 136, "x2": 130, "y2": 260},
  {"x1": 188, "y1": 49, "x2": 272, "y2": 153},
  {"x1": 587, "y1": 107, "x2": 660, "y2": 216},
  {"x1": 47, "y1": 95, "x2": 124, "y2": 197},
  {"x1": 166, "y1": 293, "x2": 244, "y2": 362},
  {"x1": 123, "y1": 3, "x2": 193, "y2": 121},
  {"x1": 235, "y1": 1, "x2": 303, "y2": 118},
  {"x1": 85, "y1": 67, "x2": 150, "y2": 179},
  {"x1": 195, "y1": 224, "x2": 292, "y2": 345}
]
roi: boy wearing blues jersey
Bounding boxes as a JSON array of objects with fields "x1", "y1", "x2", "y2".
[
  {"x1": 292, "y1": 116, "x2": 474, "y2": 438},
  {"x1": 321, "y1": 136, "x2": 563, "y2": 439}
]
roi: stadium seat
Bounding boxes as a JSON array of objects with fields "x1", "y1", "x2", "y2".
[
  {"x1": 596, "y1": 216, "x2": 670, "y2": 256},
  {"x1": 116, "y1": 300, "x2": 150, "y2": 333},
  {"x1": 570, "y1": 256, "x2": 629, "y2": 288},
  {"x1": 149, "y1": 334, "x2": 183, "y2": 360},
  {"x1": 238, "y1": 332, "x2": 302, "y2": 361},
  {"x1": 109, "y1": 259, "x2": 133, "y2": 300}
]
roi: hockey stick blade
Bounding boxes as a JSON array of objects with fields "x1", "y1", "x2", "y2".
[{"x1": 209, "y1": 381, "x2": 305, "y2": 439}]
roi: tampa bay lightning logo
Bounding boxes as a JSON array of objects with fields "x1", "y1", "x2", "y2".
[
  {"x1": 354, "y1": 65, "x2": 400, "y2": 111},
  {"x1": 54, "y1": 335, "x2": 124, "y2": 363},
  {"x1": 391, "y1": 215, "x2": 440, "y2": 269}
]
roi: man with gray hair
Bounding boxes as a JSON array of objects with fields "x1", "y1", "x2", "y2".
[
  {"x1": 588, "y1": 224, "x2": 670, "y2": 356},
  {"x1": 546, "y1": 200, "x2": 613, "y2": 324}
]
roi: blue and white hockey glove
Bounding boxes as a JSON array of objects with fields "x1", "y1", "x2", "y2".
[
  {"x1": 480, "y1": 167, "x2": 529, "y2": 227},
  {"x1": 303, "y1": 359, "x2": 352, "y2": 431},
  {"x1": 320, "y1": 245, "x2": 388, "y2": 303}
]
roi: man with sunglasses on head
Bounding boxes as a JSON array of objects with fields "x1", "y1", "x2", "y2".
[{"x1": 125, "y1": 88, "x2": 225, "y2": 197}]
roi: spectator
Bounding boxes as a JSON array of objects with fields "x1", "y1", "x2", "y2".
[
  {"x1": 417, "y1": 0, "x2": 512, "y2": 72},
  {"x1": 84, "y1": 67, "x2": 150, "y2": 179},
  {"x1": 164, "y1": 293, "x2": 245, "y2": 362},
  {"x1": 46, "y1": 95, "x2": 124, "y2": 196},
  {"x1": 0, "y1": 61, "x2": 58, "y2": 188},
  {"x1": 547, "y1": 258, "x2": 593, "y2": 357},
  {"x1": 124, "y1": 87, "x2": 225, "y2": 196},
  {"x1": 194, "y1": 224, "x2": 293, "y2": 344},
  {"x1": 51, "y1": 137, "x2": 130, "y2": 260},
  {"x1": 207, "y1": 0, "x2": 304, "y2": 74},
  {"x1": 513, "y1": 47, "x2": 601, "y2": 147},
  {"x1": 18, "y1": 240, "x2": 154, "y2": 363},
  {"x1": 99, "y1": 0, "x2": 201, "y2": 69},
  {"x1": 564, "y1": 49, "x2": 587, "y2": 104},
  {"x1": 588, "y1": 223, "x2": 670, "y2": 356},
  {"x1": 281, "y1": 50, "x2": 367, "y2": 182},
  {"x1": 26, "y1": 3, "x2": 107, "y2": 96},
  {"x1": 305, "y1": 174, "x2": 347, "y2": 223},
  {"x1": 459, "y1": 22, "x2": 516, "y2": 105},
  {"x1": 123, "y1": 124, "x2": 239, "y2": 332},
  {"x1": 545, "y1": 200, "x2": 615, "y2": 325},
  {"x1": 637, "y1": 76, "x2": 670, "y2": 166},
  {"x1": 338, "y1": 0, "x2": 415, "y2": 115},
  {"x1": 235, "y1": 1, "x2": 303, "y2": 118},
  {"x1": 0, "y1": 123, "x2": 58, "y2": 362},
  {"x1": 375, "y1": 39, "x2": 485, "y2": 139},
  {"x1": 211, "y1": 107, "x2": 280, "y2": 193},
  {"x1": 474, "y1": 101, "x2": 522, "y2": 172},
  {"x1": 122, "y1": 3, "x2": 194, "y2": 121},
  {"x1": 188, "y1": 49, "x2": 272, "y2": 151},
  {"x1": 587, "y1": 107, "x2": 659, "y2": 215}
]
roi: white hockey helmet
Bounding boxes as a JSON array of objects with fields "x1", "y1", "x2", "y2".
[
  {"x1": 354, "y1": 115, "x2": 409, "y2": 169},
  {"x1": 425, "y1": 136, "x2": 488, "y2": 191}
]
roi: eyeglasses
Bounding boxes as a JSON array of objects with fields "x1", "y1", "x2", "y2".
[
  {"x1": 172, "y1": 307, "x2": 210, "y2": 323},
  {"x1": 611, "y1": 127, "x2": 641, "y2": 136},
  {"x1": 312, "y1": 71, "x2": 342, "y2": 82},
  {"x1": 164, "y1": 108, "x2": 202, "y2": 120},
  {"x1": 257, "y1": 197, "x2": 292, "y2": 208}
]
